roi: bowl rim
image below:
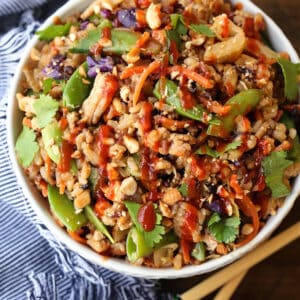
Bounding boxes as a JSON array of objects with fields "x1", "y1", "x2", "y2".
[{"x1": 6, "y1": 0, "x2": 300, "y2": 279}]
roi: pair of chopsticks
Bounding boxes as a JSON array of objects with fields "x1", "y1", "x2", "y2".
[{"x1": 180, "y1": 221, "x2": 300, "y2": 300}]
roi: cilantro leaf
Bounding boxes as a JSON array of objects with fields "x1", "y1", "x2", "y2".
[
  {"x1": 278, "y1": 57, "x2": 300, "y2": 101},
  {"x1": 195, "y1": 145, "x2": 219, "y2": 158},
  {"x1": 36, "y1": 23, "x2": 71, "y2": 41},
  {"x1": 223, "y1": 140, "x2": 242, "y2": 152},
  {"x1": 15, "y1": 126, "x2": 39, "y2": 167},
  {"x1": 178, "y1": 183, "x2": 188, "y2": 197},
  {"x1": 208, "y1": 213, "x2": 240, "y2": 244},
  {"x1": 190, "y1": 24, "x2": 216, "y2": 37},
  {"x1": 42, "y1": 78, "x2": 54, "y2": 94},
  {"x1": 170, "y1": 14, "x2": 188, "y2": 36},
  {"x1": 262, "y1": 151, "x2": 293, "y2": 198},
  {"x1": 33, "y1": 94, "x2": 59, "y2": 128},
  {"x1": 124, "y1": 201, "x2": 165, "y2": 248},
  {"x1": 195, "y1": 140, "x2": 242, "y2": 158}
]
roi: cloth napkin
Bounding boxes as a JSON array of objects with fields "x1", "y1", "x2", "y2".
[{"x1": 0, "y1": 1, "x2": 173, "y2": 299}]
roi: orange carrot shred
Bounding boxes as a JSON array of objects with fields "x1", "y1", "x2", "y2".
[
  {"x1": 22, "y1": 117, "x2": 32, "y2": 128},
  {"x1": 68, "y1": 230, "x2": 86, "y2": 244},
  {"x1": 168, "y1": 66, "x2": 214, "y2": 89},
  {"x1": 133, "y1": 60, "x2": 161, "y2": 105},
  {"x1": 120, "y1": 66, "x2": 146, "y2": 80}
]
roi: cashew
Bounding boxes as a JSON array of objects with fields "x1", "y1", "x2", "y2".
[
  {"x1": 120, "y1": 176, "x2": 137, "y2": 196},
  {"x1": 123, "y1": 135, "x2": 140, "y2": 154},
  {"x1": 146, "y1": 3, "x2": 162, "y2": 30},
  {"x1": 204, "y1": 14, "x2": 246, "y2": 63}
]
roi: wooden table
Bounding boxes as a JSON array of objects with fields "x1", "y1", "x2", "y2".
[{"x1": 161, "y1": 1, "x2": 300, "y2": 299}]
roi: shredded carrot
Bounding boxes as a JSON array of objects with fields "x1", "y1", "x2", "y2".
[
  {"x1": 229, "y1": 174, "x2": 260, "y2": 247},
  {"x1": 180, "y1": 239, "x2": 192, "y2": 264},
  {"x1": 68, "y1": 230, "x2": 86, "y2": 244},
  {"x1": 22, "y1": 117, "x2": 32, "y2": 128},
  {"x1": 45, "y1": 154, "x2": 52, "y2": 180},
  {"x1": 216, "y1": 243, "x2": 228, "y2": 255},
  {"x1": 168, "y1": 66, "x2": 214, "y2": 89},
  {"x1": 137, "y1": 32, "x2": 150, "y2": 48},
  {"x1": 275, "y1": 140, "x2": 291, "y2": 152},
  {"x1": 120, "y1": 65, "x2": 146, "y2": 80},
  {"x1": 155, "y1": 116, "x2": 194, "y2": 130},
  {"x1": 199, "y1": 98, "x2": 231, "y2": 116},
  {"x1": 60, "y1": 117, "x2": 68, "y2": 130},
  {"x1": 40, "y1": 180, "x2": 48, "y2": 197},
  {"x1": 59, "y1": 182, "x2": 66, "y2": 195},
  {"x1": 133, "y1": 60, "x2": 162, "y2": 105},
  {"x1": 136, "y1": 9, "x2": 147, "y2": 26}
]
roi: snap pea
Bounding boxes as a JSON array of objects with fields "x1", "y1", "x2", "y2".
[
  {"x1": 48, "y1": 185, "x2": 88, "y2": 232},
  {"x1": 84, "y1": 205, "x2": 114, "y2": 243},
  {"x1": 41, "y1": 121, "x2": 62, "y2": 163},
  {"x1": 154, "y1": 79, "x2": 209, "y2": 122},
  {"x1": 207, "y1": 89, "x2": 262, "y2": 137},
  {"x1": 36, "y1": 23, "x2": 71, "y2": 41},
  {"x1": 191, "y1": 242, "x2": 206, "y2": 261},
  {"x1": 126, "y1": 226, "x2": 153, "y2": 262},
  {"x1": 71, "y1": 27, "x2": 139, "y2": 54},
  {"x1": 63, "y1": 62, "x2": 93, "y2": 109}
]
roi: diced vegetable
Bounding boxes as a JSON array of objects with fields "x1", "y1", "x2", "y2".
[
  {"x1": 36, "y1": 23, "x2": 71, "y2": 41},
  {"x1": 84, "y1": 205, "x2": 114, "y2": 243},
  {"x1": 208, "y1": 213, "x2": 240, "y2": 244},
  {"x1": 33, "y1": 94, "x2": 59, "y2": 128},
  {"x1": 15, "y1": 126, "x2": 39, "y2": 167},
  {"x1": 191, "y1": 242, "x2": 206, "y2": 261},
  {"x1": 277, "y1": 57, "x2": 300, "y2": 102},
  {"x1": 48, "y1": 185, "x2": 88, "y2": 231},
  {"x1": 178, "y1": 183, "x2": 188, "y2": 197},
  {"x1": 154, "y1": 79, "x2": 211, "y2": 122},
  {"x1": 63, "y1": 62, "x2": 93, "y2": 109},
  {"x1": 41, "y1": 122, "x2": 62, "y2": 163},
  {"x1": 126, "y1": 226, "x2": 153, "y2": 262},
  {"x1": 42, "y1": 78, "x2": 54, "y2": 94},
  {"x1": 207, "y1": 89, "x2": 262, "y2": 137},
  {"x1": 262, "y1": 151, "x2": 293, "y2": 197}
]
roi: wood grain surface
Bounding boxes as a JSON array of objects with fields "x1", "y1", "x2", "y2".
[{"x1": 161, "y1": 1, "x2": 300, "y2": 299}]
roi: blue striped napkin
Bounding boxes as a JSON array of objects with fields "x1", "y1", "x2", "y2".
[{"x1": 0, "y1": 2, "x2": 172, "y2": 299}]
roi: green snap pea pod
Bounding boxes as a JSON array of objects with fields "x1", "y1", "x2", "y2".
[
  {"x1": 126, "y1": 226, "x2": 153, "y2": 262},
  {"x1": 280, "y1": 113, "x2": 300, "y2": 162},
  {"x1": 191, "y1": 242, "x2": 206, "y2": 261},
  {"x1": 41, "y1": 121, "x2": 62, "y2": 163},
  {"x1": 207, "y1": 89, "x2": 262, "y2": 137},
  {"x1": 154, "y1": 79, "x2": 210, "y2": 122},
  {"x1": 63, "y1": 62, "x2": 93, "y2": 109},
  {"x1": 36, "y1": 23, "x2": 71, "y2": 41},
  {"x1": 84, "y1": 205, "x2": 114, "y2": 243},
  {"x1": 71, "y1": 27, "x2": 139, "y2": 54},
  {"x1": 48, "y1": 185, "x2": 88, "y2": 232}
]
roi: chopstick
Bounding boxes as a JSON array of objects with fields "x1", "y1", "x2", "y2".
[
  {"x1": 181, "y1": 221, "x2": 300, "y2": 300},
  {"x1": 213, "y1": 270, "x2": 248, "y2": 300}
]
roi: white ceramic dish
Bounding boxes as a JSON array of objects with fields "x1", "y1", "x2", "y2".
[{"x1": 7, "y1": 0, "x2": 300, "y2": 279}]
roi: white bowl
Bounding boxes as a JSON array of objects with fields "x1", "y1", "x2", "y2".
[{"x1": 7, "y1": 0, "x2": 300, "y2": 279}]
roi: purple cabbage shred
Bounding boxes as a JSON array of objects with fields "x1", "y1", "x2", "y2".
[
  {"x1": 79, "y1": 20, "x2": 89, "y2": 30},
  {"x1": 42, "y1": 55, "x2": 67, "y2": 80},
  {"x1": 116, "y1": 9, "x2": 136, "y2": 28},
  {"x1": 100, "y1": 9, "x2": 112, "y2": 19},
  {"x1": 86, "y1": 56, "x2": 114, "y2": 78}
]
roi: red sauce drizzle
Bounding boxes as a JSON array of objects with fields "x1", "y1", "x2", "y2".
[
  {"x1": 138, "y1": 202, "x2": 156, "y2": 231},
  {"x1": 140, "y1": 102, "x2": 153, "y2": 133},
  {"x1": 58, "y1": 140, "x2": 73, "y2": 172},
  {"x1": 243, "y1": 17, "x2": 255, "y2": 37},
  {"x1": 102, "y1": 27, "x2": 111, "y2": 39},
  {"x1": 98, "y1": 125, "x2": 113, "y2": 167},
  {"x1": 221, "y1": 15, "x2": 230, "y2": 38},
  {"x1": 181, "y1": 203, "x2": 198, "y2": 241},
  {"x1": 246, "y1": 38, "x2": 260, "y2": 53}
]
